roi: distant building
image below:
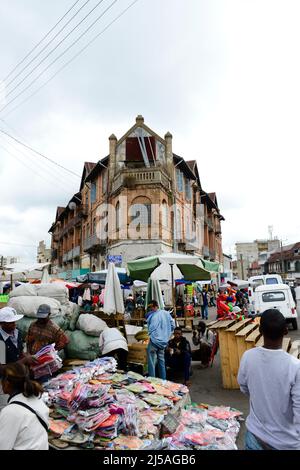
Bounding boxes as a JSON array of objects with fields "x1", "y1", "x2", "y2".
[
  {"x1": 220, "y1": 254, "x2": 233, "y2": 283},
  {"x1": 235, "y1": 238, "x2": 280, "y2": 278},
  {"x1": 0, "y1": 255, "x2": 19, "y2": 267},
  {"x1": 265, "y1": 242, "x2": 300, "y2": 283},
  {"x1": 37, "y1": 241, "x2": 51, "y2": 263}
]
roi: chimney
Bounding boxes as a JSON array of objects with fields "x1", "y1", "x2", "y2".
[
  {"x1": 135, "y1": 115, "x2": 144, "y2": 126},
  {"x1": 164, "y1": 131, "x2": 173, "y2": 178},
  {"x1": 108, "y1": 134, "x2": 117, "y2": 190}
]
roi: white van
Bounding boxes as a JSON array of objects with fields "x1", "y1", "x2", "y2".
[
  {"x1": 254, "y1": 283, "x2": 298, "y2": 330},
  {"x1": 248, "y1": 275, "x2": 283, "y2": 312}
]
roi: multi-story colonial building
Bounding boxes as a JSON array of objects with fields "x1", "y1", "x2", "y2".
[{"x1": 49, "y1": 116, "x2": 224, "y2": 278}]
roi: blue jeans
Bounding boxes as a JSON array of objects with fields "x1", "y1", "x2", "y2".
[
  {"x1": 147, "y1": 341, "x2": 166, "y2": 380},
  {"x1": 245, "y1": 431, "x2": 265, "y2": 450},
  {"x1": 201, "y1": 305, "x2": 208, "y2": 320}
]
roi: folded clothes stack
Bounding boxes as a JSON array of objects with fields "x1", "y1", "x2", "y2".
[{"x1": 43, "y1": 358, "x2": 242, "y2": 450}]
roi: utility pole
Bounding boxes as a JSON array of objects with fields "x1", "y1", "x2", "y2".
[{"x1": 240, "y1": 254, "x2": 244, "y2": 279}]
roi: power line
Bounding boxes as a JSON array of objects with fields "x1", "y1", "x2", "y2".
[
  {"x1": 0, "y1": 0, "x2": 117, "y2": 113},
  {"x1": 0, "y1": 139, "x2": 76, "y2": 193},
  {"x1": 0, "y1": 118, "x2": 80, "y2": 185},
  {"x1": 0, "y1": 127, "x2": 81, "y2": 178},
  {"x1": 3, "y1": 0, "x2": 140, "y2": 118},
  {"x1": 5, "y1": 0, "x2": 98, "y2": 92},
  {"x1": 3, "y1": 0, "x2": 83, "y2": 82},
  {"x1": 0, "y1": 133, "x2": 77, "y2": 190}
]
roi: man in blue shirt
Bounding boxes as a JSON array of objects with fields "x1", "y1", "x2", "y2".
[{"x1": 146, "y1": 300, "x2": 175, "y2": 380}]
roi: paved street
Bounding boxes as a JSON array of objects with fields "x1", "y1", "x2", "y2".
[{"x1": 182, "y1": 307, "x2": 300, "y2": 449}]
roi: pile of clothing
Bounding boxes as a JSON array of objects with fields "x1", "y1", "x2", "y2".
[
  {"x1": 31, "y1": 344, "x2": 63, "y2": 379},
  {"x1": 43, "y1": 358, "x2": 242, "y2": 450},
  {"x1": 43, "y1": 357, "x2": 189, "y2": 448},
  {"x1": 168, "y1": 405, "x2": 242, "y2": 450}
]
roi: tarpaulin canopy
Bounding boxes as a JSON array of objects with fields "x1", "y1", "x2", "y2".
[
  {"x1": 201, "y1": 260, "x2": 220, "y2": 273},
  {"x1": 127, "y1": 253, "x2": 211, "y2": 283}
]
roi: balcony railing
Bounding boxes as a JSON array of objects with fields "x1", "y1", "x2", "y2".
[
  {"x1": 112, "y1": 168, "x2": 171, "y2": 193},
  {"x1": 83, "y1": 234, "x2": 107, "y2": 253},
  {"x1": 59, "y1": 205, "x2": 88, "y2": 239}
]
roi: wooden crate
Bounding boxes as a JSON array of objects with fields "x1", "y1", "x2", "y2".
[
  {"x1": 225, "y1": 319, "x2": 252, "y2": 389},
  {"x1": 127, "y1": 343, "x2": 148, "y2": 364},
  {"x1": 208, "y1": 320, "x2": 237, "y2": 389},
  {"x1": 235, "y1": 323, "x2": 259, "y2": 364}
]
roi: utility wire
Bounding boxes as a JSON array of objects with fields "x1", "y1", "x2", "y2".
[
  {"x1": 0, "y1": 127, "x2": 81, "y2": 178},
  {"x1": 0, "y1": 139, "x2": 76, "y2": 193},
  {"x1": 3, "y1": 0, "x2": 83, "y2": 82},
  {"x1": 0, "y1": 117, "x2": 80, "y2": 185},
  {"x1": 3, "y1": 0, "x2": 139, "y2": 118},
  {"x1": 0, "y1": 0, "x2": 117, "y2": 113},
  {"x1": 0, "y1": 133, "x2": 77, "y2": 190},
  {"x1": 5, "y1": 0, "x2": 97, "y2": 92}
]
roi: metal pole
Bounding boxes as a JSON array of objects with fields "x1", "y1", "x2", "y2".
[{"x1": 171, "y1": 264, "x2": 177, "y2": 322}]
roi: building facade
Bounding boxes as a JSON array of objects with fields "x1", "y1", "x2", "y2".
[
  {"x1": 37, "y1": 241, "x2": 51, "y2": 264},
  {"x1": 49, "y1": 116, "x2": 224, "y2": 278},
  {"x1": 236, "y1": 238, "x2": 280, "y2": 278},
  {"x1": 264, "y1": 242, "x2": 300, "y2": 283}
]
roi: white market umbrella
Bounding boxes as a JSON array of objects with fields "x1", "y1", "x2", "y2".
[
  {"x1": 145, "y1": 278, "x2": 165, "y2": 310},
  {"x1": 103, "y1": 262, "x2": 124, "y2": 316},
  {"x1": 41, "y1": 267, "x2": 50, "y2": 284}
]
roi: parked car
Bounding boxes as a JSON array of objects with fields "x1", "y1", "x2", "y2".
[
  {"x1": 253, "y1": 283, "x2": 298, "y2": 330},
  {"x1": 248, "y1": 275, "x2": 283, "y2": 313}
]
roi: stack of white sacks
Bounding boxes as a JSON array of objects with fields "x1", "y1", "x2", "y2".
[
  {"x1": 8, "y1": 283, "x2": 110, "y2": 361},
  {"x1": 7, "y1": 283, "x2": 79, "y2": 338}
]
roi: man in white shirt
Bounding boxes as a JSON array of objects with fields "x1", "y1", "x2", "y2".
[{"x1": 238, "y1": 308, "x2": 300, "y2": 450}]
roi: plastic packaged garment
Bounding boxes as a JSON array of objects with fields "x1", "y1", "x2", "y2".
[
  {"x1": 120, "y1": 404, "x2": 139, "y2": 436},
  {"x1": 31, "y1": 343, "x2": 62, "y2": 378}
]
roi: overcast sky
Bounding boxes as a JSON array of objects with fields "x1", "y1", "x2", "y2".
[{"x1": 0, "y1": 0, "x2": 299, "y2": 262}]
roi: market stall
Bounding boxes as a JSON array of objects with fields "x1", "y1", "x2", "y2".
[{"x1": 44, "y1": 357, "x2": 242, "y2": 450}]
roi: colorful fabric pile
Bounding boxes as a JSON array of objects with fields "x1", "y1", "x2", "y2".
[
  {"x1": 31, "y1": 343, "x2": 63, "y2": 379},
  {"x1": 43, "y1": 358, "x2": 242, "y2": 450},
  {"x1": 168, "y1": 405, "x2": 242, "y2": 450},
  {"x1": 43, "y1": 357, "x2": 190, "y2": 449}
]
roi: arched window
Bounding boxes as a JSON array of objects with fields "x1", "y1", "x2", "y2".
[
  {"x1": 162, "y1": 200, "x2": 168, "y2": 227},
  {"x1": 116, "y1": 202, "x2": 120, "y2": 231},
  {"x1": 130, "y1": 196, "x2": 152, "y2": 227}
]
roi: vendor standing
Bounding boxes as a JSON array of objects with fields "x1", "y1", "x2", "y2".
[
  {"x1": 0, "y1": 307, "x2": 24, "y2": 410},
  {"x1": 26, "y1": 304, "x2": 68, "y2": 355},
  {"x1": 146, "y1": 300, "x2": 175, "y2": 380}
]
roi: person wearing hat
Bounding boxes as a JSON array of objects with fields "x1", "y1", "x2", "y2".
[
  {"x1": 0, "y1": 307, "x2": 36, "y2": 410},
  {"x1": 26, "y1": 304, "x2": 68, "y2": 356},
  {"x1": 0, "y1": 307, "x2": 24, "y2": 366}
]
